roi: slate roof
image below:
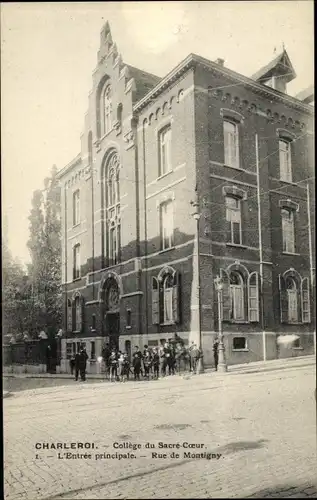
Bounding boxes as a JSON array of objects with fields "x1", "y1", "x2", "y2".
[
  {"x1": 295, "y1": 85, "x2": 314, "y2": 104},
  {"x1": 251, "y1": 49, "x2": 296, "y2": 83},
  {"x1": 125, "y1": 65, "x2": 161, "y2": 103}
]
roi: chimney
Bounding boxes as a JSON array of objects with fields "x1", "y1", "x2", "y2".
[{"x1": 215, "y1": 58, "x2": 225, "y2": 66}]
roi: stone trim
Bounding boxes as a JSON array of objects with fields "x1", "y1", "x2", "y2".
[
  {"x1": 279, "y1": 199, "x2": 300, "y2": 212},
  {"x1": 276, "y1": 128, "x2": 297, "y2": 142},
  {"x1": 222, "y1": 185, "x2": 247, "y2": 200},
  {"x1": 220, "y1": 108, "x2": 245, "y2": 123}
]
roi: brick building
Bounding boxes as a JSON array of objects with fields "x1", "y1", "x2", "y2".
[{"x1": 57, "y1": 23, "x2": 315, "y2": 372}]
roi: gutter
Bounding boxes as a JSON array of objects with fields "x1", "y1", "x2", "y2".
[{"x1": 133, "y1": 53, "x2": 314, "y2": 115}]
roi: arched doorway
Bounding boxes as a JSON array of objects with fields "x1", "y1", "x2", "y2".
[{"x1": 102, "y1": 277, "x2": 120, "y2": 350}]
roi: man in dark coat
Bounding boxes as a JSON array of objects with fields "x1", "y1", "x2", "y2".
[
  {"x1": 132, "y1": 346, "x2": 143, "y2": 380},
  {"x1": 213, "y1": 338, "x2": 219, "y2": 371},
  {"x1": 75, "y1": 347, "x2": 88, "y2": 381}
]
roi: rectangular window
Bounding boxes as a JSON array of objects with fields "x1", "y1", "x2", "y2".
[
  {"x1": 248, "y1": 285, "x2": 258, "y2": 322},
  {"x1": 226, "y1": 196, "x2": 242, "y2": 245},
  {"x1": 92, "y1": 314, "x2": 96, "y2": 331},
  {"x1": 224, "y1": 120, "x2": 239, "y2": 168},
  {"x1": 73, "y1": 190, "x2": 80, "y2": 226},
  {"x1": 279, "y1": 140, "x2": 292, "y2": 182},
  {"x1": 91, "y1": 341, "x2": 96, "y2": 360},
  {"x1": 281, "y1": 209, "x2": 295, "y2": 253},
  {"x1": 126, "y1": 309, "x2": 131, "y2": 328},
  {"x1": 160, "y1": 201, "x2": 174, "y2": 250},
  {"x1": 159, "y1": 126, "x2": 172, "y2": 176},
  {"x1": 233, "y1": 337, "x2": 247, "y2": 350},
  {"x1": 73, "y1": 244, "x2": 80, "y2": 279}
]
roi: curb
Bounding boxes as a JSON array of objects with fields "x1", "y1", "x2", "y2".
[
  {"x1": 3, "y1": 355, "x2": 315, "y2": 380},
  {"x1": 3, "y1": 391, "x2": 13, "y2": 398}
]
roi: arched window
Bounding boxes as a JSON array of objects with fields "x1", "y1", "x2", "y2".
[
  {"x1": 104, "y1": 151, "x2": 121, "y2": 265},
  {"x1": 279, "y1": 270, "x2": 310, "y2": 324},
  {"x1": 152, "y1": 268, "x2": 180, "y2": 325},
  {"x1": 230, "y1": 271, "x2": 245, "y2": 321},
  {"x1": 163, "y1": 274, "x2": 174, "y2": 323},
  {"x1": 75, "y1": 296, "x2": 81, "y2": 331},
  {"x1": 103, "y1": 85, "x2": 112, "y2": 135},
  {"x1": 286, "y1": 277, "x2": 298, "y2": 322},
  {"x1": 220, "y1": 266, "x2": 259, "y2": 323}
]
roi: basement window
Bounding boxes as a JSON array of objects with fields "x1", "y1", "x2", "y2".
[{"x1": 233, "y1": 337, "x2": 247, "y2": 350}]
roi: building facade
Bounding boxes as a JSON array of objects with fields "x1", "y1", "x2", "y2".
[{"x1": 57, "y1": 23, "x2": 315, "y2": 372}]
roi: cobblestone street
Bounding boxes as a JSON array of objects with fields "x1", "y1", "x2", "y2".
[{"x1": 4, "y1": 362, "x2": 316, "y2": 499}]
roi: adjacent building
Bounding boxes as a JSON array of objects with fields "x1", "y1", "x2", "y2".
[{"x1": 57, "y1": 22, "x2": 315, "y2": 372}]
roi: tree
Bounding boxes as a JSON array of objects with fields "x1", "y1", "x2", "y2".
[
  {"x1": 27, "y1": 165, "x2": 62, "y2": 337},
  {"x1": 2, "y1": 236, "x2": 33, "y2": 338}
]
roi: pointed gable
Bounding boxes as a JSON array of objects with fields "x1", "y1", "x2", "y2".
[{"x1": 251, "y1": 49, "x2": 296, "y2": 93}]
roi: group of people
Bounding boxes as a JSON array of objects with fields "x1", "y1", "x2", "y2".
[
  {"x1": 68, "y1": 338, "x2": 220, "y2": 383},
  {"x1": 101, "y1": 339, "x2": 203, "y2": 382}
]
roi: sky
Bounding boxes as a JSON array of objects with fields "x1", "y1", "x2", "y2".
[{"x1": 1, "y1": 1, "x2": 314, "y2": 267}]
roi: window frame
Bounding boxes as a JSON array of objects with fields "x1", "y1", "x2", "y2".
[
  {"x1": 162, "y1": 274, "x2": 174, "y2": 324},
  {"x1": 279, "y1": 138, "x2": 292, "y2": 183},
  {"x1": 225, "y1": 196, "x2": 242, "y2": 245},
  {"x1": 232, "y1": 337, "x2": 248, "y2": 351},
  {"x1": 285, "y1": 277, "x2": 299, "y2": 323},
  {"x1": 229, "y1": 271, "x2": 245, "y2": 321},
  {"x1": 73, "y1": 244, "x2": 81, "y2": 280},
  {"x1": 72, "y1": 190, "x2": 80, "y2": 226},
  {"x1": 152, "y1": 268, "x2": 180, "y2": 326},
  {"x1": 281, "y1": 208, "x2": 295, "y2": 254},
  {"x1": 223, "y1": 119, "x2": 240, "y2": 169},
  {"x1": 158, "y1": 125, "x2": 172, "y2": 177},
  {"x1": 160, "y1": 200, "x2": 174, "y2": 251}
]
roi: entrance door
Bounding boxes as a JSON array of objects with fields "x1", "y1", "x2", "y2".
[{"x1": 106, "y1": 312, "x2": 120, "y2": 350}]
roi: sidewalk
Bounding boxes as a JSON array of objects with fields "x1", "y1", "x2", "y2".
[{"x1": 3, "y1": 354, "x2": 315, "y2": 380}]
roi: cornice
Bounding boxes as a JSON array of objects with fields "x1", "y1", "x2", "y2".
[
  {"x1": 133, "y1": 53, "x2": 314, "y2": 116},
  {"x1": 56, "y1": 153, "x2": 82, "y2": 180}
]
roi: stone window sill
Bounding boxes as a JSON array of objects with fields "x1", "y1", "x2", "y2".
[
  {"x1": 224, "y1": 320, "x2": 250, "y2": 324},
  {"x1": 73, "y1": 277, "x2": 81, "y2": 282},
  {"x1": 232, "y1": 348, "x2": 249, "y2": 352},
  {"x1": 160, "y1": 322, "x2": 175, "y2": 327},
  {"x1": 125, "y1": 326, "x2": 132, "y2": 330},
  {"x1": 292, "y1": 347, "x2": 304, "y2": 350},
  {"x1": 279, "y1": 178, "x2": 295, "y2": 185},
  {"x1": 159, "y1": 246, "x2": 175, "y2": 254},
  {"x1": 72, "y1": 223, "x2": 81, "y2": 229},
  {"x1": 226, "y1": 243, "x2": 247, "y2": 249},
  {"x1": 223, "y1": 163, "x2": 241, "y2": 171},
  {"x1": 157, "y1": 170, "x2": 173, "y2": 181},
  {"x1": 90, "y1": 358, "x2": 97, "y2": 363},
  {"x1": 282, "y1": 252, "x2": 300, "y2": 256}
]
